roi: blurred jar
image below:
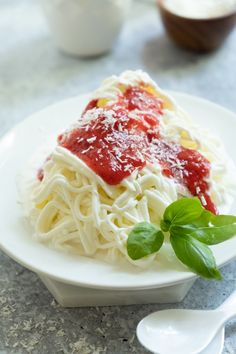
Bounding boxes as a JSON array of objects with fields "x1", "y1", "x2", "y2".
[{"x1": 40, "y1": 0, "x2": 131, "y2": 57}]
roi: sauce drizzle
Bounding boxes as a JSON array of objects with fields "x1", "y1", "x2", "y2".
[{"x1": 55, "y1": 86, "x2": 216, "y2": 213}]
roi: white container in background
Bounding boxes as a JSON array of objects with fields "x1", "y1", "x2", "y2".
[{"x1": 40, "y1": 0, "x2": 131, "y2": 57}]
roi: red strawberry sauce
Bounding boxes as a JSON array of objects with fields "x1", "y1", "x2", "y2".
[{"x1": 45, "y1": 86, "x2": 216, "y2": 214}]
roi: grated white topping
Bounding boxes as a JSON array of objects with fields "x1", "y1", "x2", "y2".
[{"x1": 87, "y1": 137, "x2": 97, "y2": 143}]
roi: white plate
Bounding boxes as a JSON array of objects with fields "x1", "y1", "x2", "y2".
[{"x1": 0, "y1": 92, "x2": 236, "y2": 290}]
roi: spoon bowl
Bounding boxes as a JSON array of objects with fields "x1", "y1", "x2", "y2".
[
  {"x1": 137, "y1": 309, "x2": 223, "y2": 354},
  {"x1": 137, "y1": 290, "x2": 236, "y2": 354},
  {"x1": 137, "y1": 323, "x2": 224, "y2": 354}
]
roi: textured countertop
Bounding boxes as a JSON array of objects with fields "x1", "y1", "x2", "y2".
[{"x1": 1, "y1": 0, "x2": 236, "y2": 353}]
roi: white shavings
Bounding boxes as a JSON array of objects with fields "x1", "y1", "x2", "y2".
[
  {"x1": 136, "y1": 150, "x2": 145, "y2": 162},
  {"x1": 176, "y1": 169, "x2": 184, "y2": 179},
  {"x1": 171, "y1": 159, "x2": 187, "y2": 170},
  {"x1": 110, "y1": 160, "x2": 121, "y2": 172},
  {"x1": 87, "y1": 136, "x2": 97, "y2": 143},
  {"x1": 113, "y1": 146, "x2": 121, "y2": 156},
  {"x1": 76, "y1": 137, "x2": 83, "y2": 143},
  {"x1": 108, "y1": 151, "x2": 122, "y2": 171},
  {"x1": 124, "y1": 164, "x2": 133, "y2": 172},
  {"x1": 150, "y1": 140, "x2": 180, "y2": 167},
  {"x1": 81, "y1": 107, "x2": 104, "y2": 126},
  {"x1": 107, "y1": 150, "x2": 117, "y2": 160},
  {"x1": 105, "y1": 136, "x2": 114, "y2": 143},
  {"x1": 102, "y1": 111, "x2": 117, "y2": 129},
  {"x1": 81, "y1": 146, "x2": 94, "y2": 154},
  {"x1": 196, "y1": 186, "x2": 201, "y2": 194},
  {"x1": 131, "y1": 109, "x2": 160, "y2": 121},
  {"x1": 80, "y1": 107, "x2": 118, "y2": 133},
  {"x1": 200, "y1": 195, "x2": 207, "y2": 206},
  {"x1": 183, "y1": 170, "x2": 189, "y2": 177},
  {"x1": 116, "y1": 155, "x2": 128, "y2": 164},
  {"x1": 128, "y1": 114, "x2": 150, "y2": 129}
]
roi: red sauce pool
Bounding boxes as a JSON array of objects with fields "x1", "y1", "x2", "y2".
[{"x1": 44, "y1": 86, "x2": 217, "y2": 214}]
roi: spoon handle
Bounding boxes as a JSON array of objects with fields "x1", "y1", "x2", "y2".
[{"x1": 218, "y1": 290, "x2": 236, "y2": 321}]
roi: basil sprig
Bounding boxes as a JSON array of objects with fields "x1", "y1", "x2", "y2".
[{"x1": 127, "y1": 198, "x2": 236, "y2": 280}]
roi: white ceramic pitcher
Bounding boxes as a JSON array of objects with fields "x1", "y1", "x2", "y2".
[{"x1": 40, "y1": 0, "x2": 131, "y2": 57}]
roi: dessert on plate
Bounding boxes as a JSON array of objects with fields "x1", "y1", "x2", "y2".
[{"x1": 25, "y1": 70, "x2": 236, "y2": 269}]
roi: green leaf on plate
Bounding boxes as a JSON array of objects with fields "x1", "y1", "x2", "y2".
[
  {"x1": 170, "y1": 233, "x2": 222, "y2": 280},
  {"x1": 161, "y1": 197, "x2": 203, "y2": 231},
  {"x1": 127, "y1": 222, "x2": 164, "y2": 260},
  {"x1": 171, "y1": 211, "x2": 236, "y2": 245}
]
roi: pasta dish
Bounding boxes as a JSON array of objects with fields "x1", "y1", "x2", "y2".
[{"x1": 25, "y1": 71, "x2": 235, "y2": 267}]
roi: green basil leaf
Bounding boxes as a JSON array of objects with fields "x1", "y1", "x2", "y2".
[
  {"x1": 170, "y1": 233, "x2": 222, "y2": 280},
  {"x1": 171, "y1": 211, "x2": 236, "y2": 245},
  {"x1": 127, "y1": 222, "x2": 164, "y2": 260},
  {"x1": 161, "y1": 198, "x2": 203, "y2": 231}
]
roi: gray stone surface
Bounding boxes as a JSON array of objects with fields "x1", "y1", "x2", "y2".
[{"x1": 0, "y1": 0, "x2": 236, "y2": 353}]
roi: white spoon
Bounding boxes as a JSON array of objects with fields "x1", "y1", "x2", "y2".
[
  {"x1": 137, "y1": 290, "x2": 236, "y2": 354},
  {"x1": 202, "y1": 328, "x2": 224, "y2": 354}
]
